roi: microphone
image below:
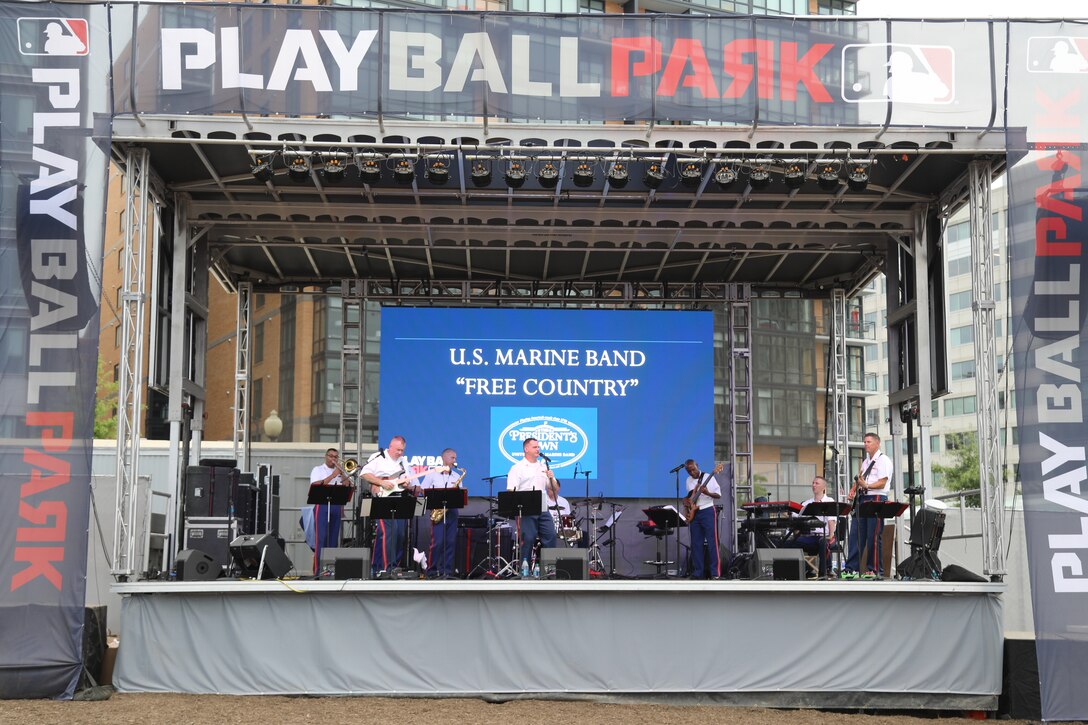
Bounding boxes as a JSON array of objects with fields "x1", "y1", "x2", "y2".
[
  {"x1": 574, "y1": 463, "x2": 579, "y2": 477},
  {"x1": 539, "y1": 453, "x2": 551, "y2": 462},
  {"x1": 669, "y1": 462, "x2": 686, "y2": 474}
]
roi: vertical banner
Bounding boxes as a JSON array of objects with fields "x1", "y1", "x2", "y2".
[
  {"x1": 0, "y1": 2, "x2": 111, "y2": 699},
  {"x1": 1007, "y1": 21, "x2": 1088, "y2": 723}
]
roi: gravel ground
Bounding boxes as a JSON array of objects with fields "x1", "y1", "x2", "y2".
[{"x1": 0, "y1": 693, "x2": 1047, "y2": 725}]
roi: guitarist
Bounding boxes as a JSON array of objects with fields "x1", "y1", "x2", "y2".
[
  {"x1": 683, "y1": 459, "x2": 724, "y2": 579},
  {"x1": 360, "y1": 435, "x2": 415, "y2": 575},
  {"x1": 842, "y1": 432, "x2": 893, "y2": 580}
]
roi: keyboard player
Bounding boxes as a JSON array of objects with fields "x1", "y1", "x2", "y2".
[{"x1": 792, "y1": 477, "x2": 836, "y2": 577}]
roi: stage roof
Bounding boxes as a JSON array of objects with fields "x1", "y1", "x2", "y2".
[{"x1": 113, "y1": 116, "x2": 1006, "y2": 298}]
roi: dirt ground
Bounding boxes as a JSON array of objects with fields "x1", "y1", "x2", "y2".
[{"x1": 0, "y1": 693, "x2": 1046, "y2": 725}]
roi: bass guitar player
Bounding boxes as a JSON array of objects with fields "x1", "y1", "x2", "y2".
[{"x1": 683, "y1": 460, "x2": 725, "y2": 579}]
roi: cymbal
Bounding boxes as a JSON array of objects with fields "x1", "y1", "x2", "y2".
[{"x1": 573, "y1": 497, "x2": 606, "y2": 505}]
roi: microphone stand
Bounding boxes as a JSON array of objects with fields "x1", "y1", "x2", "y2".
[
  {"x1": 674, "y1": 466, "x2": 683, "y2": 578},
  {"x1": 576, "y1": 464, "x2": 594, "y2": 558},
  {"x1": 479, "y1": 475, "x2": 506, "y2": 577}
]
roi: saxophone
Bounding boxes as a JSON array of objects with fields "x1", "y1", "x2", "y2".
[{"x1": 431, "y1": 468, "x2": 467, "y2": 523}]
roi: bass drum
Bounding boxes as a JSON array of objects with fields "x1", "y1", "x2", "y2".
[{"x1": 558, "y1": 514, "x2": 581, "y2": 546}]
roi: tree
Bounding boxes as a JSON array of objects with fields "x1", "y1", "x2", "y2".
[
  {"x1": 932, "y1": 434, "x2": 980, "y2": 507},
  {"x1": 94, "y1": 360, "x2": 119, "y2": 439}
]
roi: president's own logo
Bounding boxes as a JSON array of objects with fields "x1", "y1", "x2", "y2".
[{"x1": 498, "y1": 415, "x2": 589, "y2": 469}]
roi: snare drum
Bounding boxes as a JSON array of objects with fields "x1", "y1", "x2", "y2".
[{"x1": 558, "y1": 514, "x2": 581, "y2": 543}]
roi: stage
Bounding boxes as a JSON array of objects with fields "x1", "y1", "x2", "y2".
[{"x1": 112, "y1": 578, "x2": 1003, "y2": 709}]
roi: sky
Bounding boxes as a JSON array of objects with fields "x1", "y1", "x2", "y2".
[{"x1": 854, "y1": 0, "x2": 1082, "y2": 19}]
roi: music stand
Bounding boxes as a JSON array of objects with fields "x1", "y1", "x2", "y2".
[
  {"x1": 497, "y1": 490, "x2": 543, "y2": 576},
  {"x1": 307, "y1": 484, "x2": 353, "y2": 575},
  {"x1": 425, "y1": 488, "x2": 468, "y2": 517},
  {"x1": 596, "y1": 505, "x2": 624, "y2": 577},
  {"x1": 800, "y1": 501, "x2": 851, "y2": 578},
  {"x1": 363, "y1": 495, "x2": 420, "y2": 575},
  {"x1": 646, "y1": 506, "x2": 685, "y2": 578}
]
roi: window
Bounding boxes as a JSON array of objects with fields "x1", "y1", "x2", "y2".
[
  {"x1": 946, "y1": 432, "x2": 977, "y2": 451},
  {"x1": 930, "y1": 435, "x2": 941, "y2": 453},
  {"x1": 256, "y1": 293, "x2": 266, "y2": 309},
  {"x1": 950, "y1": 325, "x2": 974, "y2": 346},
  {"x1": 114, "y1": 324, "x2": 122, "y2": 347},
  {"x1": 951, "y1": 360, "x2": 976, "y2": 380},
  {"x1": 113, "y1": 364, "x2": 119, "y2": 382},
  {"x1": 943, "y1": 395, "x2": 977, "y2": 416},
  {"x1": 866, "y1": 409, "x2": 879, "y2": 427},
  {"x1": 948, "y1": 257, "x2": 972, "y2": 277},
  {"x1": 254, "y1": 322, "x2": 265, "y2": 364},
  {"x1": 948, "y1": 290, "x2": 972, "y2": 312},
  {"x1": 780, "y1": 447, "x2": 798, "y2": 463}
]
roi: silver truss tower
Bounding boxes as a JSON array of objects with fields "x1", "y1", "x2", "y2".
[
  {"x1": 727, "y1": 284, "x2": 753, "y2": 540},
  {"x1": 232, "y1": 282, "x2": 253, "y2": 471},
  {"x1": 969, "y1": 160, "x2": 1004, "y2": 578},
  {"x1": 830, "y1": 288, "x2": 850, "y2": 499},
  {"x1": 339, "y1": 280, "x2": 364, "y2": 461}
]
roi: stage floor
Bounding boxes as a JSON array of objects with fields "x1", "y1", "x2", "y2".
[{"x1": 112, "y1": 578, "x2": 1004, "y2": 709}]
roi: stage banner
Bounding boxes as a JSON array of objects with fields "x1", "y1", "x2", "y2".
[
  {"x1": 1007, "y1": 20, "x2": 1088, "y2": 723},
  {"x1": 111, "y1": 6, "x2": 1002, "y2": 127},
  {"x1": 0, "y1": 2, "x2": 111, "y2": 699}
]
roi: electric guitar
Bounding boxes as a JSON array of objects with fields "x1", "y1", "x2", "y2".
[
  {"x1": 373, "y1": 466, "x2": 450, "y2": 497},
  {"x1": 682, "y1": 462, "x2": 724, "y2": 523}
]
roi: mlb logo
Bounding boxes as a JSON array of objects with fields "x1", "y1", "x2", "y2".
[
  {"x1": 17, "y1": 17, "x2": 88, "y2": 57},
  {"x1": 1026, "y1": 36, "x2": 1088, "y2": 73},
  {"x1": 841, "y1": 43, "x2": 955, "y2": 105}
]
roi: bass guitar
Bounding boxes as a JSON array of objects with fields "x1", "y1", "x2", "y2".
[
  {"x1": 682, "y1": 462, "x2": 724, "y2": 523},
  {"x1": 373, "y1": 466, "x2": 450, "y2": 497}
]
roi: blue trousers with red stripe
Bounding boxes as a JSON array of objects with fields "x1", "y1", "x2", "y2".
[
  {"x1": 428, "y1": 509, "x2": 459, "y2": 577},
  {"x1": 372, "y1": 518, "x2": 407, "y2": 575},
  {"x1": 845, "y1": 495, "x2": 885, "y2": 575},
  {"x1": 689, "y1": 506, "x2": 720, "y2": 579}
]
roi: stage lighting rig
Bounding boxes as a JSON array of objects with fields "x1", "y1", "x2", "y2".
[
  {"x1": 816, "y1": 161, "x2": 840, "y2": 191},
  {"x1": 847, "y1": 160, "x2": 871, "y2": 192},
  {"x1": 426, "y1": 157, "x2": 450, "y2": 185},
  {"x1": 748, "y1": 162, "x2": 771, "y2": 190},
  {"x1": 572, "y1": 160, "x2": 595, "y2": 187},
  {"x1": 319, "y1": 154, "x2": 346, "y2": 184},
  {"x1": 251, "y1": 155, "x2": 274, "y2": 183},
  {"x1": 714, "y1": 162, "x2": 738, "y2": 190},
  {"x1": 606, "y1": 160, "x2": 629, "y2": 189},
  {"x1": 783, "y1": 160, "x2": 806, "y2": 190},
  {"x1": 643, "y1": 161, "x2": 665, "y2": 189},
  {"x1": 287, "y1": 154, "x2": 311, "y2": 183},
  {"x1": 470, "y1": 160, "x2": 492, "y2": 187},
  {"x1": 537, "y1": 161, "x2": 560, "y2": 189},
  {"x1": 393, "y1": 158, "x2": 416, "y2": 186},
  {"x1": 357, "y1": 157, "x2": 382, "y2": 184},
  {"x1": 678, "y1": 159, "x2": 705, "y2": 188},
  {"x1": 504, "y1": 160, "x2": 528, "y2": 189}
]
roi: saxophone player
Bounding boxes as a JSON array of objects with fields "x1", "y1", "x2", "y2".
[{"x1": 419, "y1": 448, "x2": 461, "y2": 578}]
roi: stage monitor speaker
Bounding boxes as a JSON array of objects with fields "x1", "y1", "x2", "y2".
[
  {"x1": 910, "y1": 507, "x2": 946, "y2": 551},
  {"x1": 175, "y1": 548, "x2": 219, "y2": 581},
  {"x1": 541, "y1": 548, "x2": 588, "y2": 580},
  {"x1": 941, "y1": 563, "x2": 988, "y2": 582},
  {"x1": 755, "y1": 548, "x2": 805, "y2": 580},
  {"x1": 229, "y1": 534, "x2": 292, "y2": 579},
  {"x1": 318, "y1": 547, "x2": 371, "y2": 580}
]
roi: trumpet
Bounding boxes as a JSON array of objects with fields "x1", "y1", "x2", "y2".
[{"x1": 431, "y1": 467, "x2": 467, "y2": 523}]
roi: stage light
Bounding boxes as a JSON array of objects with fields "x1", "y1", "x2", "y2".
[
  {"x1": 505, "y1": 160, "x2": 527, "y2": 189},
  {"x1": 287, "y1": 155, "x2": 310, "y2": 183},
  {"x1": 714, "y1": 163, "x2": 738, "y2": 190},
  {"x1": 679, "y1": 159, "x2": 704, "y2": 188},
  {"x1": 320, "y1": 155, "x2": 346, "y2": 184},
  {"x1": 358, "y1": 158, "x2": 381, "y2": 184},
  {"x1": 607, "y1": 161, "x2": 629, "y2": 189},
  {"x1": 748, "y1": 163, "x2": 771, "y2": 190},
  {"x1": 572, "y1": 161, "x2": 595, "y2": 188},
  {"x1": 816, "y1": 162, "x2": 840, "y2": 191},
  {"x1": 426, "y1": 158, "x2": 450, "y2": 185},
  {"x1": 537, "y1": 161, "x2": 559, "y2": 189},
  {"x1": 847, "y1": 162, "x2": 870, "y2": 192},
  {"x1": 393, "y1": 158, "x2": 416, "y2": 185},
  {"x1": 470, "y1": 160, "x2": 492, "y2": 187},
  {"x1": 251, "y1": 155, "x2": 274, "y2": 183},
  {"x1": 643, "y1": 161, "x2": 665, "y2": 189},
  {"x1": 783, "y1": 160, "x2": 805, "y2": 190}
]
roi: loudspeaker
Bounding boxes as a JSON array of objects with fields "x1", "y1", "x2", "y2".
[
  {"x1": 910, "y1": 507, "x2": 946, "y2": 550},
  {"x1": 941, "y1": 563, "x2": 988, "y2": 582},
  {"x1": 318, "y1": 547, "x2": 371, "y2": 580},
  {"x1": 541, "y1": 548, "x2": 588, "y2": 580},
  {"x1": 176, "y1": 548, "x2": 219, "y2": 581},
  {"x1": 755, "y1": 548, "x2": 804, "y2": 580},
  {"x1": 229, "y1": 534, "x2": 292, "y2": 579}
]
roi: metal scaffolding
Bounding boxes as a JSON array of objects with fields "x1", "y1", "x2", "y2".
[
  {"x1": 232, "y1": 282, "x2": 253, "y2": 472},
  {"x1": 727, "y1": 284, "x2": 753, "y2": 543},
  {"x1": 830, "y1": 288, "x2": 851, "y2": 499}
]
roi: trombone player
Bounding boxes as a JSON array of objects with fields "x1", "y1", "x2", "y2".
[
  {"x1": 305, "y1": 447, "x2": 354, "y2": 574},
  {"x1": 419, "y1": 448, "x2": 462, "y2": 578}
]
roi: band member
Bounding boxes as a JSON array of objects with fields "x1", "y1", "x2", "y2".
[
  {"x1": 419, "y1": 448, "x2": 460, "y2": 578},
  {"x1": 794, "y1": 477, "x2": 836, "y2": 577},
  {"x1": 684, "y1": 459, "x2": 722, "y2": 579},
  {"x1": 307, "y1": 447, "x2": 349, "y2": 575},
  {"x1": 506, "y1": 437, "x2": 558, "y2": 563},
  {"x1": 361, "y1": 435, "x2": 414, "y2": 575},
  {"x1": 843, "y1": 432, "x2": 893, "y2": 579}
]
